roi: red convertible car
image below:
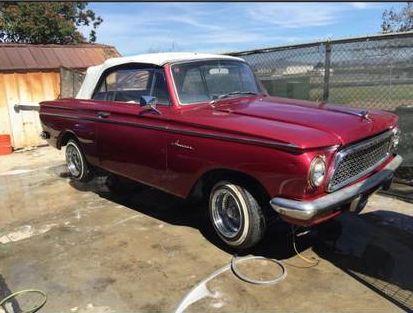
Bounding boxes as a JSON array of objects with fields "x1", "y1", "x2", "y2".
[{"x1": 39, "y1": 52, "x2": 402, "y2": 250}]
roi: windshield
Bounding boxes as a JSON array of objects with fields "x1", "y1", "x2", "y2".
[{"x1": 171, "y1": 60, "x2": 262, "y2": 105}]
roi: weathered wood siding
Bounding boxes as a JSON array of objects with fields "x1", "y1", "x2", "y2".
[{"x1": 0, "y1": 71, "x2": 60, "y2": 149}]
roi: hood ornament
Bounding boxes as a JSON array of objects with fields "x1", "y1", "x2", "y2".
[{"x1": 360, "y1": 110, "x2": 372, "y2": 122}]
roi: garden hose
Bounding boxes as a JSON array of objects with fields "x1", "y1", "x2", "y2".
[
  {"x1": 230, "y1": 255, "x2": 287, "y2": 285},
  {"x1": 291, "y1": 226, "x2": 320, "y2": 267},
  {"x1": 0, "y1": 289, "x2": 47, "y2": 313}
]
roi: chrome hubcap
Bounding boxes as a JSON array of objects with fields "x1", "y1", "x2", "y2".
[
  {"x1": 211, "y1": 188, "x2": 242, "y2": 239},
  {"x1": 66, "y1": 145, "x2": 82, "y2": 177}
]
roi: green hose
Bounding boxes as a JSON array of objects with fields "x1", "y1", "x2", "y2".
[{"x1": 0, "y1": 289, "x2": 47, "y2": 313}]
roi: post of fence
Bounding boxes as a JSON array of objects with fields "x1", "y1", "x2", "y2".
[{"x1": 323, "y1": 42, "x2": 332, "y2": 102}]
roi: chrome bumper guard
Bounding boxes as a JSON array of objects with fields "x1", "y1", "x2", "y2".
[{"x1": 270, "y1": 155, "x2": 403, "y2": 221}]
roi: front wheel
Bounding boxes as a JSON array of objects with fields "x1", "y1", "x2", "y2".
[
  {"x1": 209, "y1": 181, "x2": 266, "y2": 250},
  {"x1": 65, "y1": 139, "x2": 93, "y2": 182}
]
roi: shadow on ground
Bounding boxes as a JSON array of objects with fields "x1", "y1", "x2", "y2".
[
  {"x1": 314, "y1": 212, "x2": 413, "y2": 311},
  {"x1": 380, "y1": 182, "x2": 413, "y2": 204},
  {"x1": 69, "y1": 173, "x2": 413, "y2": 312}
]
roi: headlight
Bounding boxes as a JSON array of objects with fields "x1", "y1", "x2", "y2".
[
  {"x1": 391, "y1": 127, "x2": 401, "y2": 151},
  {"x1": 309, "y1": 156, "x2": 326, "y2": 187}
]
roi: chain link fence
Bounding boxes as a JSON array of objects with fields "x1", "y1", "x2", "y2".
[
  {"x1": 229, "y1": 32, "x2": 413, "y2": 175},
  {"x1": 229, "y1": 32, "x2": 413, "y2": 111}
]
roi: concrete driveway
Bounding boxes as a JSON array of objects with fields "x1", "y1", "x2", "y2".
[{"x1": 0, "y1": 147, "x2": 412, "y2": 312}]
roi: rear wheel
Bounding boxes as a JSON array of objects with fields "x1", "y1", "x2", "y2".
[
  {"x1": 209, "y1": 181, "x2": 266, "y2": 250},
  {"x1": 65, "y1": 139, "x2": 93, "y2": 182}
]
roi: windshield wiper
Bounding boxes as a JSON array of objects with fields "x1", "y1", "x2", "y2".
[
  {"x1": 210, "y1": 91, "x2": 259, "y2": 105},
  {"x1": 217, "y1": 91, "x2": 259, "y2": 100}
]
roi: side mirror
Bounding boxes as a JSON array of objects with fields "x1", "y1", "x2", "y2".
[
  {"x1": 140, "y1": 95, "x2": 157, "y2": 107},
  {"x1": 139, "y1": 95, "x2": 161, "y2": 114}
]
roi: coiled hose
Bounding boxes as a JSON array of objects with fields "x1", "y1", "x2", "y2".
[{"x1": 0, "y1": 289, "x2": 46, "y2": 313}]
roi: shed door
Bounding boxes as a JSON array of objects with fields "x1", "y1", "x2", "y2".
[
  {"x1": 8, "y1": 102, "x2": 46, "y2": 149},
  {"x1": 1, "y1": 72, "x2": 60, "y2": 150}
]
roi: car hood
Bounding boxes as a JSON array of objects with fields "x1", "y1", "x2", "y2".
[{"x1": 175, "y1": 96, "x2": 397, "y2": 151}]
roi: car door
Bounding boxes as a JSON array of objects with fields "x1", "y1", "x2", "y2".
[{"x1": 92, "y1": 64, "x2": 171, "y2": 188}]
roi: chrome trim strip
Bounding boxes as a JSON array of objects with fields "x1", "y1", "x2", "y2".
[
  {"x1": 270, "y1": 155, "x2": 402, "y2": 221},
  {"x1": 40, "y1": 111, "x2": 301, "y2": 152},
  {"x1": 327, "y1": 130, "x2": 394, "y2": 192}
]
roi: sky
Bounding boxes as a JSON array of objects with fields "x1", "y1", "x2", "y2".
[{"x1": 85, "y1": 2, "x2": 406, "y2": 56}]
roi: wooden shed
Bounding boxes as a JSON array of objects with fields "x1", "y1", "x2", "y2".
[{"x1": 0, "y1": 43, "x2": 120, "y2": 149}]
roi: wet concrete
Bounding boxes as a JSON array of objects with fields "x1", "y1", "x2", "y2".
[{"x1": 0, "y1": 146, "x2": 412, "y2": 312}]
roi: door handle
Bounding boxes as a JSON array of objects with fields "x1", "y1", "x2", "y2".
[{"x1": 97, "y1": 111, "x2": 111, "y2": 118}]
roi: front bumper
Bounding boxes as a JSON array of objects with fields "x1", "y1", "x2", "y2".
[{"x1": 270, "y1": 155, "x2": 403, "y2": 223}]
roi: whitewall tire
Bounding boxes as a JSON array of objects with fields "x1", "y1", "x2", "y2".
[
  {"x1": 209, "y1": 181, "x2": 266, "y2": 250},
  {"x1": 65, "y1": 139, "x2": 93, "y2": 182}
]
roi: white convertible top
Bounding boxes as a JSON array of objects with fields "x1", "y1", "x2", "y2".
[{"x1": 76, "y1": 52, "x2": 243, "y2": 99}]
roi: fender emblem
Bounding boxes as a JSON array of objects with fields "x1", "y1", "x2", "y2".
[{"x1": 171, "y1": 140, "x2": 194, "y2": 150}]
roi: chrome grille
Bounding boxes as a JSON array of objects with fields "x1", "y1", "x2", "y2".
[{"x1": 328, "y1": 131, "x2": 393, "y2": 192}]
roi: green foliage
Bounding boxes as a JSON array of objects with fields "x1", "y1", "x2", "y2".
[
  {"x1": 0, "y1": 2, "x2": 103, "y2": 44},
  {"x1": 381, "y1": 2, "x2": 413, "y2": 33}
]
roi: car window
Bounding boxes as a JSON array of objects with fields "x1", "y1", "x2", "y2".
[
  {"x1": 93, "y1": 92, "x2": 107, "y2": 100},
  {"x1": 108, "y1": 69, "x2": 151, "y2": 91},
  {"x1": 152, "y1": 70, "x2": 170, "y2": 105},
  {"x1": 174, "y1": 67, "x2": 209, "y2": 104},
  {"x1": 93, "y1": 67, "x2": 170, "y2": 105},
  {"x1": 171, "y1": 60, "x2": 261, "y2": 105}
]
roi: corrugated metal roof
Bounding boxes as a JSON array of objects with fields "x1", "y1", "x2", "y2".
[{"x1": 0, "y1": 43, "x2": 121, "y2": 71}]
